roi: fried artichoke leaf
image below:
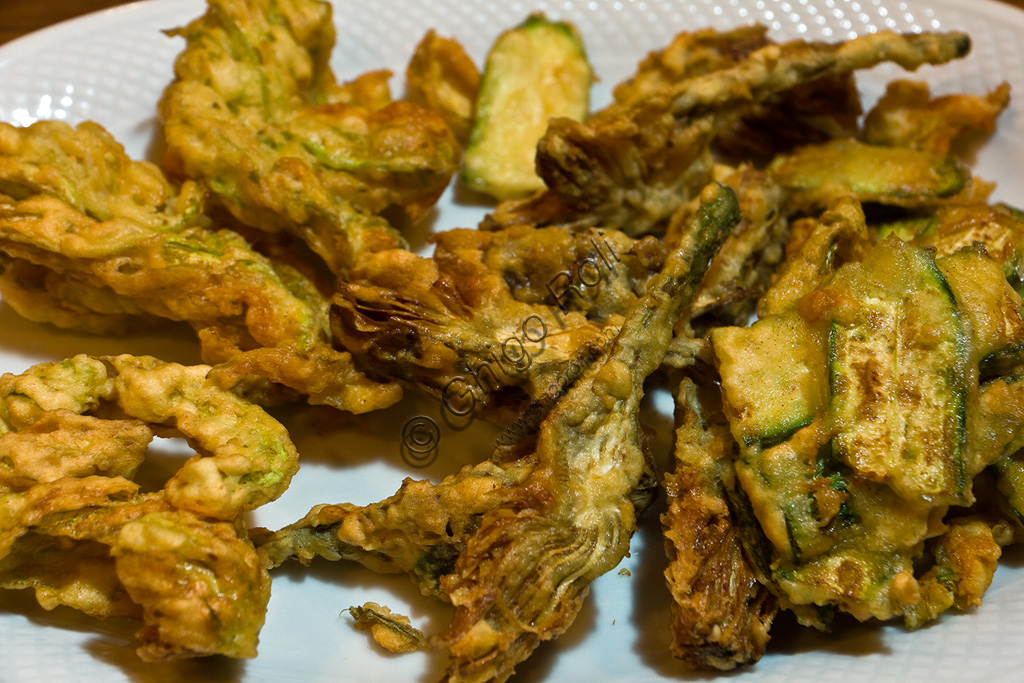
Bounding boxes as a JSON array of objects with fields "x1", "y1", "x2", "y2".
[
  {"x1": 262, "y1": 183, "x2": 737, "y2": 682},
  {"x1": 437, "y1": 183, "x2": 737, "y2": 683},
  {"x1": 662, "y1": 374, "x2": 777, "y2": 670},
  {"x1": 489, "y1": 29, "x2": 968, "y2": 237},
  {"x1": 330, "y1": 227, "x2": 644, "y2": 424}
]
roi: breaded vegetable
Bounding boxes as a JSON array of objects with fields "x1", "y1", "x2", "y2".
[
  {"x1": 863, "y1": 79, "x2": 1010, "y2": 157},
  {"x1": 489, "y1": 29, "x2": 970, "y2": 236},
  {"x1": 0, "y1": 120, "x2": 402, "y2": 414},
  {"x1": 662, "y1": 374, "x2": 777, "y2": 669},
  {"x1": 768, "y1": 138, "x2": 970, "y2": 210},
  {"x1": 0, "y1": 354, "x2": 297, "y2": 659},
  {"x1": 261, "y1": 182, "x2": 738, "y2": 683},
  {"x1": 462, "y1": 14, "x2": 592, "y2": 200},
  {"x1": 405, "y1": 30, "x2": 481, "y2": 145},
  {"x1": 159, "y1": 0, "x2": 460, "y2": 273},
  {"x1": 710, "y1": 219, "x2": 1024, "y2": 629},
  {"x1": 330, "y1": 226, "x2": 637, "y2": 424}
]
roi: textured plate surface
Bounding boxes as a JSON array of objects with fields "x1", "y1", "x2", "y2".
[{"x1": 2, "y1": 0, "x2": 1024, "y2": 682}]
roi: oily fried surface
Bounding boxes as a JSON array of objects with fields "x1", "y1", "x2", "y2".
[
  {"x1": 406, "y1": 30, "x2": 481, "y2": 146},
  {"x1": 0, "y1": 119, "x2": 401, "y2": 413},
  {"x1": 486, "y1": 29, "x2": 969, "y2": 237},
  {"x1": 863, "y1": 79, "x2": 1011, "y2": 157},
  {"x1": 263, "y1": 183, "x2": 739, "y2": 683},
  {"x1": 662, "y1": 375, "x2": 776, "y2": 670},
  {"x1": 331, "y1": 236, "x2": 627, "y2": 424},
  {"x1": 0, "y1": 354, "x2": 298, "y2": 659},
  {"x1": 709, "y1": 213, "x2": 1024, "y2": 630},
  {"x1": 159, "y1": 0, "x2": 460, "y2": 273}
]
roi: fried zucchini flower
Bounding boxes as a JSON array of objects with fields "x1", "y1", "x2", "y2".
[
  {"x1": 0, "y1": 354, "x2": 300, "y2": 659},
  {"x1": 159, "y1": 0, "x2": 461, "y2": 274},
  {"x1": 0, "y1": 119, "x2": 401, "y2": 413}
]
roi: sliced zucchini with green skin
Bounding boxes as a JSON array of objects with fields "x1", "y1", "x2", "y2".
[
  {"x1": 938, "y1": 244, "x2": 1024, "y2": 365},
  {"x1": 462, "y1": 14, "x2": 592, "y2": 200},
  {"x1": 769, "y1": 138, "x2": 968, "y2": 209},
  {"x1": 993, "y1": 454, "x2": 1024, "y2": 525},
  {"x1": 711, "y1": 312, "x2": 826, "y2": 450},
  {"x1": 820, "y1": 237, "x2": 969, "y2": 503}
]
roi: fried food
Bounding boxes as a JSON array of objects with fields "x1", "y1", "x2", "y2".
[
  {"x1": 331, "y1": 226, "x2": 657, "y2": 423},
  {"x1": 487, "y1": 29, "x2": 969, "y2": 237},
  {"x1": 405, "y1": 30, "x2": 480, "y2": 145},
  {"x1": 260, "y1": 182, "x2": 738, "y2": 682},
  {"x1": 348, "y1": 602, "x2": 428, "y2": 653},
  {"x1": 863, "y1": 80, "x2": 1011, "y2": 157},
  {"x1": 707, "y1": 220, "x2": 1024, "y2": 632},
  {"x1": 159, "y1": 0, "x2": 461, "y2": 274},
  {"x1": 0, "y1": 119, "x2": 401, "y2": 413},
  {"x1": 462, "y1": 14, "x2": 591, "y2": 201},
  {"x1": 662, "y1": 373, "x2": 776, "y2": 670},
  {"x1": 0, "y1": 354, "x2": 299, "y2": 659}
]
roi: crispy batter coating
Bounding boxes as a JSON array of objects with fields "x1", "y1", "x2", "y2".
[
  {"x1": 863, "y1": 79, "x2": 1010, "y2": 157},
  {"x1": 666, "y1": 165, "x2": 788, "y2": 330},
  {"x1": 487, "y1": 29, "x2": 969, "y2": 237},
  {"x1": 260, "y1": 183, "x2": 737, "y2": 683},
  {"x1": 405, "y1": 30, "x2": 481, "y2": 146},
  {"x1": 0, "y1": 120, "x2": 401, "y2": 413},
  {"x1": 159, "y1": 0, "x2": 461, "y2": 273},
  {"x1": 662, "y1": 375, "x2": 776, "y2": 670},
  {"x1": 330, "y1": 232, "x2": 632, "y2": 423},
  {"x1": 710, "y1": 214, "x2": 1024, "y2": 630},
  {"x1": 612, "y1": 25, "x2": 861, "y2": 167},
  {"x1": 436, "y1": 183, "x2": 737, "y2": 683},
  {"x1": 0, "y1": 354, "x2": 297, "y2": 659}
]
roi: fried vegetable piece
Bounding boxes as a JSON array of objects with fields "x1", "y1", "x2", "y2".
[
  {"x1": 406, "y1": 30, "x2": 481, "y2": 146},
  {"x1": 112, "y1": 507, "x2": 272, "y2": 660},
  {"x1": 879, "y1": 203, "x2": 1024, "y2": 294},
  {"x1": 901, "y1": 517, "x2": 1011, "y2": 629},
  {"x1": 489, "y1": 29, "x2": 969, "y2": 236},
  {"x1": 255, "y1": 458, "x2": 532, "y2": 596},
  {"x1": 711, "y1": 219, "x2": 1024, "y2": 629},
  {"x1": 331, "y1": 226, "x2": 654, "y2": 424},
  {"x1": 348, "y1": 602, "x2": 428, "y2": 653},
  {"x1": 0, "y1": 258, "x2": 165, "y2": 335},
  {"x1": 0, "y1": 354, "x2": 297, "y2": 659},
  {"x1": 665, "y1": 165, "x2": 788, "y2": 330},
  {"x1": 662, "y1": 374, "x2": 777, "y2": 670},
  {"x1": 262, "y1": 183, "x2": 738, "y2": 682},
  {"x1": 863, "y1": 79, "x2": 1011, "y2": 157},
  {"x1": 0, "y1": 119, "x2": 401, "y2": 414},
  {"x1": 767, "y1": 138, "x2": 971, "y2": 211},
  {"x1": 159, "y1": 0, "x2": 460, "y2": 273},
  {"x1": 462, "y1": 13, "x2": 592, "y2": 200},
  {"x1": 611, "y1": 24, "x2": 862, "y2": 167},
  {"x1": 436, "y1": 183, "x2": 736, "y2": 683}
]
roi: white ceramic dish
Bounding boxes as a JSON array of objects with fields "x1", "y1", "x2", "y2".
[{"x1": 2, "y1": 0, "x2": 1024, "y2": 681}]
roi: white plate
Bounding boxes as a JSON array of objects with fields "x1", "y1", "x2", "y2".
[{"x1": 3, "y1": 1, "x2": 1024, "y2": 682}]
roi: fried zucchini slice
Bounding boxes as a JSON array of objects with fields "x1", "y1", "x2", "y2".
[
  {"x1": 769, "y1": 138, "x2": 969, "y2": 209},
  {"x1": 807, "y1": 236, "x2": 970, "y2": 504},
  {"x1": 711, "y1": 312, "x2": 826, "y2": 450},
  {"x1": 462, "y1": 14, "x2": 592, "y2": 200}
]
